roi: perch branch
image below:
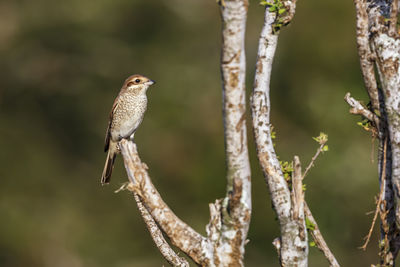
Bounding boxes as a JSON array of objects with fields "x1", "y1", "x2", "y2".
[{"x1": 119, "y1": 140, "x2": 211, "y2": 265}]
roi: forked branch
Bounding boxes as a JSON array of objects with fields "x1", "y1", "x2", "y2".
[
  {"x1": 250, "y1": 2, "x2": 308, "y2": 265},
  {"x1": 120, "y1": 140, "x2": 210, "y2": 265},
  {"x1": 117, "y1": 1, "x2": 252, "y2": 266},
  {"x1": 251, "y1": 1, "x2": 339, "y2": 266},
  {"x1": 131, "y1": 192, "x2": 189, "y2": 267}
]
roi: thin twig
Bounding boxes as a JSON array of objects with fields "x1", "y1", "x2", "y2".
[
  {"x1": 305, "y1": 203, "x2": 340, "y2": 267},
  {"x1": 131, "y1": 192, "x2": 189, "y2": 267},
  {"x1": 360, "y1": 137, "x2": 387, "y2": 250},
  {"x1": 302, "y1": 142, "x2": 327, "y2": 180}
]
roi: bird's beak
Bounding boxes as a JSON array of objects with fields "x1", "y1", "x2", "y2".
[{"x1": 147, "y1": 80, "x2": 156, "y2": 86}]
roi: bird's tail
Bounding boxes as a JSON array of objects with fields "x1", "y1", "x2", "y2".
[{"x1": 101, "y1": 146, "x2": 117, "y2": 185}]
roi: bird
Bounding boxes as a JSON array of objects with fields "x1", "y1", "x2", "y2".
[{"x1": 101, "y1": 74, "x2": 155, "y2": 184}]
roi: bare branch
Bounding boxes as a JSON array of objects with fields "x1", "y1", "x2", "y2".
[
  {"x1": 251, "y1": 3, "x2": 308, "y2": 266},
  {"x1": 353, "y1": 0, "x2": 380, "y2": 111},
  {"x1": 344, "y1": 92, "x2": 380, "y2": 128},
  {"x1": 131, "y1": 192, "x2": 189, "y2": 267},
  {"x1": 218, "y1": 0, "x2": 252, "y2": 265},
  {"x1": 119, "y1": 140, "x2": 211, "y2": 265},
  {"x1": 292, "y1": 156, "x2": 304, "y2": 220},
  {"x1": 304, "y1": 203, "x2": 340, "y2": 267}
]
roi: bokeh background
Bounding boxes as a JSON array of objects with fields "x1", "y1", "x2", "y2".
[{"x1": 0, "y1": 0, "x2": 380, "y2": 266}]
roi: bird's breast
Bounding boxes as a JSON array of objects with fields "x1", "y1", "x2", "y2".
[{"x1": 110, "y1": 94, "x2": 147, "y2": 140}]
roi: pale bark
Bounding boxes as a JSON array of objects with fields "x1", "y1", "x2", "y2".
[
  {"x1": 117, "y1": 1, "x2": 252, "y2": 266},
  {"x1": 350, "y1": 0, "x2": 400, "y2": 265},
  {"x1": 250, "y1": 2, "x2": 308, "y2": 266},
  {"x1": 132, "y1": 193, "x2": 189, "y2": 267},
  {"x1": 120, "y1": 140, "x2": 211, "y2": 265},
  {"x1": 344, "y1": 93, "x2": 380, "y2": 128},
  {"x1": 113, "y1": 0, "x2": 346, "y2": 266},
  {"x1": 250, "y1": 1, "x2": 341, "y2": 266},
  {"x1": 216, "y1": 0, "x2": 252, "y2": 265},
  {"x1": 353, "y1": 0, "x2": 380, "y2": 111}
]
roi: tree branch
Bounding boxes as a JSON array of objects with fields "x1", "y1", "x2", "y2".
[
  {"x1": 353, "y1": 0, "x2": 380, "y2": 111},
  {"x1": 131, "y1": 192, "x2": 189, "y2": 267},
  {"x1": 217, "y1": 0, "x2": 252, "y2": 265},
  {"x1": 344, "y1": 92, "x2": 380, "y2": 128},
  {"x1": 367, "y1": 0, "x2": 400, "y2": 237},
  {"x1": 119, "y1": 140, "x2": 211, "y2": 266},
  {"x1": 304, "y1": 203, "x2": 340, "y2": 267},
  {"x1": 351, "y1": 1, "x2": 400, "y2": 265},
  {"x1": 117, "y1": 2, "x2": 252, "y2": 266},
  {"x1": 250, "y1": 3, "x2": 308, "y2": 266},
  {"x1": 292, "y1": 156, "x2": 304, "y2": 221}
]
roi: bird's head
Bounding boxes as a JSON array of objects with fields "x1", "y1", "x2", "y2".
[{"x1": 124, "y1": 74, "x2": 155, "y2": 94}]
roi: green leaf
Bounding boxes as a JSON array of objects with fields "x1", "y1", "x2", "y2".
[
  {"x1": 306, "y1": 217, "x2": 316, "y2": 231},
  {"x1": 260, "y1": 1, "x2": 273, "y2": 6},
  {"x1": 313, "y1": 132, "x2": 328, "y2": 144},
  {"x1": 322, "y1": 145, "x2": 329, "y2": 152},
  {"x1": 278, "y1": 8, "x2": 286, "y2": 14},
  {"x1": 310, "y1": 241, "x2": 316, "y2": 247},
  {"x1": 271, "y1": 130, "x2": 276, "y2": 139},
  {"x1": 302, "y1": 184, "x2": 307, "y2": 191}
]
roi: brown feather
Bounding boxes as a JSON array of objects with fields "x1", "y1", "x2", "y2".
[
  {"x1": 101, "y1": 148, "x2": 116, "y2": 184},
  {"x1": 104, "y1": 89, "x2": 124, "y2": 152}
]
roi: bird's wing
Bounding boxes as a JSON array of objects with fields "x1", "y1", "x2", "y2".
[{"x1": 104, "y1": 93, "x2": 121, "y2": 152}]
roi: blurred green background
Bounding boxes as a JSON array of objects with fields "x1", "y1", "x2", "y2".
[{"x1": 0, "y1": 0, "x2": 380, "y2": 266}]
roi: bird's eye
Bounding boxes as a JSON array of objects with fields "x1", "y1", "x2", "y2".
[{"x1": 135, "y1": 79, "x2": 141, "y2": 83}]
